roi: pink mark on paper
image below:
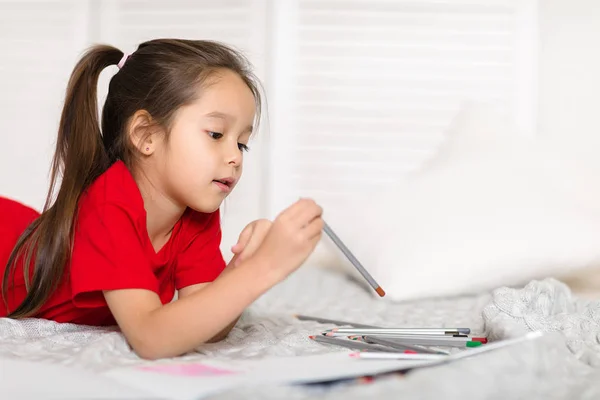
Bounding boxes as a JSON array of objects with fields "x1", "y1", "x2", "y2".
[{"x1": 139, "y1": 363, "x2": 238, "y2": 377}]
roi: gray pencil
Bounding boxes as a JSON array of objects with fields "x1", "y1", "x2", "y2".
[
  {"x1": 363, "y1": 336, "x2": 451, "y2": 355},
  {"x1": 309, "y1": 334, "x2": 402, "y2": 353},
  {"x1": 326, "y1": 327, "x2": 472, "y2": 335},
  {"x1": 296, "y1": 315, "x2": 471, "y2": 338},
  {"x1": 364, "y1": 335, "x2": 482, "y2": 348},
  {"x1": 322, "y1": 221, "x2": 385, "y2": 297}
]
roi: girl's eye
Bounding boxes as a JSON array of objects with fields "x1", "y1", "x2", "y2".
[
  {"x1": 208, "y1": 131, "x2": 223, "y2": 139},
  {"x1": 238, "y1": 143, "x2": 250, "y2": 152}
]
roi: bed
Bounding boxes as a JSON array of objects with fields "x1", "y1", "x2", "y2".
[{"x1": 1, "y1": 265, "x2": 599, "y2": 399}]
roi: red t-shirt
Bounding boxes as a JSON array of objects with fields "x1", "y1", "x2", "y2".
[{"x1": 0, "y1": 161, "x2": 226, "y2": 325}]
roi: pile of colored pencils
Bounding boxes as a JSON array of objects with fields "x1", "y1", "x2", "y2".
[{"x1": 296, "y1": 314, "x2": 487, "y2": 359}]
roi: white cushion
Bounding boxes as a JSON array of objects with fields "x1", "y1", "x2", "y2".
[{"x1": 315, "y1": 104, "x2": 600, "y2": 301}]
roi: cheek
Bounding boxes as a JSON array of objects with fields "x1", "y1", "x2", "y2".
[
  {"x1": 166, "y1": 134, "x2": 216, "y2": 179},
  {"x1": 167, "y1": 131, "x2": 200, "y2": 163}
]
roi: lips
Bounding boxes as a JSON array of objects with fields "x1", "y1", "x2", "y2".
[
  {"x1": 213, "y1": 177, "x2": 235, "y2": 192},
  {"x1": 213, "y1": 178, "x2": 234, "y2": 187}
]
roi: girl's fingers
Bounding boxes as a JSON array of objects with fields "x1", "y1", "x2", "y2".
[
  {"x1": 304, "y1": 217, "x2": 324, "y2": 240},
  {"x1": 232, "y1": 223, "x2": 255, "y2": 254}
]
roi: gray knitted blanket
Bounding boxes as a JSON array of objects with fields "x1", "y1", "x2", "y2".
[{"x1": 0, "y1": 267, "x2": 599, "y2": 399}]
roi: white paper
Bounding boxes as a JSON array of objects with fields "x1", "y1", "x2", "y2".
[
  {"x1": 102, "y1": 332, "x2": 545, "y2": 400},
  {"x1": 0, "y1": 357, "x2": 152, "y2": 400},
  {"x1": 103, "y1": 352, "x2": 440, "y2": 400}
]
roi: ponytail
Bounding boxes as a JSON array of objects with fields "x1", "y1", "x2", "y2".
[{"x1": 2, "y1": 45, "x2": 123, "y2": 317}]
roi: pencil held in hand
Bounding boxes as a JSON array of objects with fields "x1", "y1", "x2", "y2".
[{"x1": 322, "y1": 221, "x2": 385, "y2": 297}]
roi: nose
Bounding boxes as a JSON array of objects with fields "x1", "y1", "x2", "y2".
[{"x1": 226, "y1": 141, "x2": 242, "y2": 167}]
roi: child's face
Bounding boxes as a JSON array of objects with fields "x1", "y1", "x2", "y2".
[{"x1": 152, "y1": 69, "x2": 256, "y2": 213}]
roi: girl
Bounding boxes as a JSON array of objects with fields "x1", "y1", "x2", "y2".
[{"x1": 0, "y1": 39, "x2": 323, "y2": 360}]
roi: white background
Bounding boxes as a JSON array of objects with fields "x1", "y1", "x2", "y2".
[{"x1": 0, "y1": 0, "x2": 598, "y2": 261}]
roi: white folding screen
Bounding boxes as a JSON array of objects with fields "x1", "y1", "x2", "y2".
[{"x1": 267, "y1": 0, "x2": 537, "y2": 217}]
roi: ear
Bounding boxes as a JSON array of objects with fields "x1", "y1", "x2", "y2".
[{"x1": 126, "y1": 110, "x2": 162, "y2": 156}]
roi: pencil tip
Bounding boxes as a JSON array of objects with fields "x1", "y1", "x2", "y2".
[
  {"x1": 375, "y1": 287, "x2": 385, "y2": 297},
  {"x1": 308, "y1": 335, "x2": 315, "y2": 339}
]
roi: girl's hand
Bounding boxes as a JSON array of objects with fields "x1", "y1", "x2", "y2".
[
  {"x1": 230, "y1": 219, "x2": 273, "y2": 267},
  {"x1": 249, "y1": 198, "x2": 323, "y2": 283}
]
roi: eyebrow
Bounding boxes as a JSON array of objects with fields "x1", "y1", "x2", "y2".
[{"x1": 205, "y1": 111, "x2": 253, "y2": 133}]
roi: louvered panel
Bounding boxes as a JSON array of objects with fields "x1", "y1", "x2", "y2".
[
  {"x1": 100, "y1": 0, "x2": 257, "y2": 55},
  {"x1": 267, "y1": 0, "x2": 535, "y2": 215},
  {"x1": 0, "y1": 0, "x2": 89, "y2": 209}
]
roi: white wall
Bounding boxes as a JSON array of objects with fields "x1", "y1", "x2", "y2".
[{"x1": 538, "y1": 0, "x2": 600, "y2": 146}]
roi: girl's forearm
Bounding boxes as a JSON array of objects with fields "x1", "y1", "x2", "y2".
[{"x1": 135, "y1": 256, "x2": 275, "y2": 359}]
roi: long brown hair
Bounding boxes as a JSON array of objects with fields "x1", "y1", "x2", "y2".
[{"x1": 2, "y1": 39, "x2": 262, "y2": 318}]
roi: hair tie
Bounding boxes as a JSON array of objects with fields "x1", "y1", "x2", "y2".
[{"x1": 118, "y1": 53, "x2": 129, "y2": 69}]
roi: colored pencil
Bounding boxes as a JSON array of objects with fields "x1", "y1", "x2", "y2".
[
  {"x1": 309, "y1": 335, "x2": 402, "y2": 353},
  {"x1": 325, "y1": 327, "x2": 472, "y2": 336},
  {"x1": 361, "y1": 334, "x2": 486, "y2": 344},
  {"x1": 361, "y1": 336, "x2": 451, "y2": 355},
  {"x1": 362, "y1": 336, "x2": 482, "y2": 348},
  {"x1": 322, "y1": 221, "x2": 385, "y2": 297}
]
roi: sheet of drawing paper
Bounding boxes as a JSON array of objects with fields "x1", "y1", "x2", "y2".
[{"x1": 103, "y1": 352, "x2": 439, "y2": 400}]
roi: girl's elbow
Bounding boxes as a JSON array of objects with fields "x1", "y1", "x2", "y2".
[
  {"x1": 136, "y1": 348, "x2": 162, "y2": 360},
  {"x1": 127, "y1": 332, "x2": 182, "y2": 360},
  {"x1": 130, "y1": 339, "x2": 167, "y2": 360},
  {"x1": 132, "y1": 342, "x2": 190, "y2": 360}
]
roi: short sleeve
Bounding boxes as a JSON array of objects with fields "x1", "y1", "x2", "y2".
[
  {"x1": 70, "y1": 203, "x2": 159, "y2": 308},
  {"x1": 175, "y1": 210, "x2": 226, "y2": 289}
]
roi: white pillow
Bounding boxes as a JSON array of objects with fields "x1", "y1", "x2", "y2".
[{"x1": 316, "y1": 104, "x2": 600, "y2": 301}]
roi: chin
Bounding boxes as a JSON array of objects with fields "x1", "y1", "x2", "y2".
[{"x1": 187, "y1": 199, "x2": 222, "y2": 214}]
